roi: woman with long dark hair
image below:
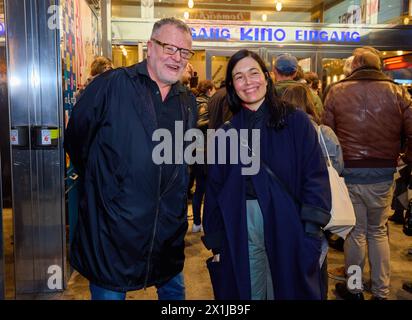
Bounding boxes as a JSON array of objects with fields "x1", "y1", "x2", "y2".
[{"x1": 202, "y1": 50, "x2": 331, "y2": 300}]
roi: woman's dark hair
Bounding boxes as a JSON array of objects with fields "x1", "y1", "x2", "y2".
[
  {"x1": 225, "y1": 49, "x2": 294, "y2": 130},
  {"x1": 281, "y1": 84, "x2": 320, "y2": 124}
]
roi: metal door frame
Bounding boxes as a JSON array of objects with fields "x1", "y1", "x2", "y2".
[
  {"x1": 5, "y1": 0, "x2": 66, "y2": 297},
  {"x1": 0, "y1": 155, "x2": 4, "y2": 300}
]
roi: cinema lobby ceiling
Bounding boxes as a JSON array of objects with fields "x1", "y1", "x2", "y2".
[{"x1": 111, "y1": 0, "x2": 343, "y2": 22}]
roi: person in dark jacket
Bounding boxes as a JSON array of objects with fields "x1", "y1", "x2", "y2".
[
  {"x1": 192, "y1": 80, "x2": 216, "y2": 233},
  {"x1": 207, "y1": 87, "x2": 232, "y2": 130},
  {"x1": 65, "y1": 17, "x2": 197, "y2": 300},
  {"x1": 202, "y1": 50, "x2": 331, "y2": 300},
  {"x1": 273, "y1": 54, "x2": 323, "y2": 117}
]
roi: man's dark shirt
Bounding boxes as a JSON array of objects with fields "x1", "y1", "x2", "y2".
[{"x1": 137, "y1": 61, "x2": 183, "y2": 192}]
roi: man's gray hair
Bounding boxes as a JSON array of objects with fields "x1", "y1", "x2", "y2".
[{"x1": 151, "y1": 18, "x2": 192, "y2": 38}]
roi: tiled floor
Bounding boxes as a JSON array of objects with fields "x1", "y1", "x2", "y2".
[{"x1": 2, "y1": 206, "x2": 412, "y2": 300}]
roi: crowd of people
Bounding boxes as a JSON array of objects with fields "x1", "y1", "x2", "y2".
[{"x1": 65, "y1": 17, "x2": 412, "y2": 300}]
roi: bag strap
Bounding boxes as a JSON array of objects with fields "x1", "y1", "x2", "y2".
[
  {"x1": 224, "y1": 121, "x2": 301, "y2": 206},
  {"x1": 260, "y1": 157, "x2": 301, "y2": 206},
  {"x1": 318, "y1": 126, "x2": 332, "y2": 167}
]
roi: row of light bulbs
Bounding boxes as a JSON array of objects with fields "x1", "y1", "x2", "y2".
[
  {"x1": 183, "y1": 0, "x2": 283, "y2": 20},
  {"x1": 185, "y1": 0, "x2": 282, "y2": 11}
]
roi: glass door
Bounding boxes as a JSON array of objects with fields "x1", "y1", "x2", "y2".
[
  {"x1": 205, "y1": 49, "x2": 261, "y2": 88},
  {"x1": 316, "y1": 50, "x2": 353, "y2": 97},
  {"x1": 268, "y1": 48, "x2": 353, "y2": 96},
  {"x1": 267, "y1": 48, "x2": 317, "y2": 74},
  {"x1": 205, "y1": 47, "x2": 354, "y2": 97}
]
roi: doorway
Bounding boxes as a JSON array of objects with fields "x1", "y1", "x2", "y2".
[{"x1": 205, "y1": 47, "x2": 353, "y2": 96}]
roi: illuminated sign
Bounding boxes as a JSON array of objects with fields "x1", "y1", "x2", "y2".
[
  {"x1": 295, "y1": 30, "x2": 360, "y2": 42},
  {"x1": 0, "y1": 22, "x2": 4, "y2": 36},
  {"x1": 111, "y1": 20, "x2": 371, "y2": 45},
  {"x1": 191, "y1": 26, "x2": 361, "y2": 43}
]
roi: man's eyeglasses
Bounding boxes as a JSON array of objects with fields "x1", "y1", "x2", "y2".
[{"x1": 151, "y1": 38, "x2": 194, "y2": 60}]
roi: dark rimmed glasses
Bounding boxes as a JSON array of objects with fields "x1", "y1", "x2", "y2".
[{"x1": 151, "y1": 38, "x2": 195, "y2": 60}]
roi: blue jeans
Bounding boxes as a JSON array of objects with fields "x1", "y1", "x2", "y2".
[{"x1": 89, "y1": 272, "x2": 185, "y2": 300}]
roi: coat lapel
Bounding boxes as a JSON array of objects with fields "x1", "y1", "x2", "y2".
[{"x1": 121, "y1": 65, "x2": 158, "y2": 141}]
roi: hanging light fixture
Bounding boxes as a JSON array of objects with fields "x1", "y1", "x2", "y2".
[
  {"x1": 184, "y1": 11, "x2": 190, "y2": 19},
  {"x1": 188, "y1": 0, "x2": 194, "y2": 9},
  {"x1": 262, "y1": 13, "x2": 267, "y2": 21},
  {"x1": 275, "y1": 1, "x2": 282, "y2": 12}
]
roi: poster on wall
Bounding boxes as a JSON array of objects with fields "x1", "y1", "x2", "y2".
[
  {"x1": 76, "y1": 0, "x2": 100, "y2": 90},
  {"x1": 62, "y1": 0, "x2": 99, "y2": 123},
  {"x1": 61, "y1": 0, "x2": 100, "y2": 245},
  {"x1": 328, "y1": 0, "x2": 381, "y2": 24},
  {"x1": 62, "y1": 0, "x2": 76, "y2": 124}
]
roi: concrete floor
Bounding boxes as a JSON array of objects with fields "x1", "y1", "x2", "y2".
[{"x1": 2, "y1": 205, "x2": 412, "y2": 300}]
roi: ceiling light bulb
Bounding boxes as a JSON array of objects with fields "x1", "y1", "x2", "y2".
[
  {"x1": 275, "y1": 1, "x2": 282, "y2": 11},
  {"x1": 184, "y1": 11, "x2": 190, "y2": 19},
  {"x1": 188, "y1": 0, "x2": 194, "y2": 9},
  {"x1": 262, "y1": 14, "x2": 267, "y2": 21},
  {"x1": 397, "y1": 50, "x2": 404, "y2": 56}
]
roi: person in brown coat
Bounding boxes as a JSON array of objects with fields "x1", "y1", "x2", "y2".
[{"x1": 323, "y1": 47, "x2": 412, "y2": 300}]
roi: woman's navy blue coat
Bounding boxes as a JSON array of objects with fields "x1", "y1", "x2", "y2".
[
  {"x1": 65, "y1": 63, "x2": 196, "y2": 292},
  {"x1": 203, "y1": 108, "x2": 332, "y2": 300}
]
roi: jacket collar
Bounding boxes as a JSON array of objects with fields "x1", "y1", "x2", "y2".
[
  {"x1": 121, "y1": 61, "x2": 158, "y2": 139},
  {"x1": 122, "y1": 60, "x2": 190, "y2": 141},
  {"x1": 124, "y1": 60, "x2": 187, "y2": 95},
  {"x1": 342, "y1": 67, "x2": 396, "y2": 83}
]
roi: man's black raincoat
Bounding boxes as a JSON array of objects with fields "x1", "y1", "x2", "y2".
[{"x1": 65, "y1": 62, "x2": 196, "y2": 292}]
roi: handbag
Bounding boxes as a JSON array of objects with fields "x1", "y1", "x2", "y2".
[
  {"x1": 403, "y1": 199, "x2": 412, "y2": 236},
  {"x1": 392, "y1": 164, "x2": 411, "y2": 210},
  {"x1": 318, "y1": 129, "x2": 356, "y2": 239}
]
